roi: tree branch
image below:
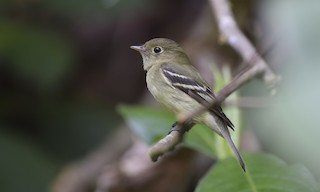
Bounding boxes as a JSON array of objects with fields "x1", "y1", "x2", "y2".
[
  {"x1": 148, "y1": 130, "x2": 185, "y2": 162},
  {"x1": 210, "y1": 0, "x2": 278, "y2": 85},
  {"x1": 148, "y1": 0, "x2": 280, "y2": 162}
]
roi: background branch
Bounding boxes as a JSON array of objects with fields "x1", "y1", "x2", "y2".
[
  {"x1": 148, "y1": 0, "x2": 280, "y2": 162},
  {"x1": 209, "y1": 0, "x2": 279, "y2": 85},
  {"x1": 225, "y1": 96, "x2": 270, "y2": 108}
]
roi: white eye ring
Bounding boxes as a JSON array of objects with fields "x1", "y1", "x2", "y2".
[{"x1": 153, "y1": 46, "x2": 163, "y2": 54}]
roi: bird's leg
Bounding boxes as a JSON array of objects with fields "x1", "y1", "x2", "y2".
[
  {"x1": 168, "y1": 121, "x2": 194, "y2": 135},
  {"x1": 168, "y1": 122, "x2": 178, "y2": 134}
]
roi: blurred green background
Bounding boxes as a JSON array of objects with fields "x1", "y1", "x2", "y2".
[
  {"x1": 252, "y1": 0, "x2": 320, "y2": 180},
  {"x1": 0, "y1": 0, "x2": 207, "y2": 191},
  {"x1": 1, "y1": 0, "x2": 320, "y2": 191}
]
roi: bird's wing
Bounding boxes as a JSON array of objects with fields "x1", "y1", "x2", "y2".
[{"x1": 160, "y1": 63, "x2": 234, "y2": 129}]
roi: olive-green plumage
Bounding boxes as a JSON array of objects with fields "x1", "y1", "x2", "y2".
[{"x1": 131, "y1": 38, "x2": 245, "y2": 171}]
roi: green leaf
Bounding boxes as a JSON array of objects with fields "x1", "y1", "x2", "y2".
[
  {"x1": 117, "y1": 105, "x2": 174, "y2": 144},
  {"x1": 117, "y1": 104, "x2": 217, "y2": 157},
  {"x1": 212, "y1": 66, "x2": 242, "y2": 160},
  {"x1": 212, "y1": 65, "x2": 225, "y2": 92},
  {"x1": 196, "y1": 153, "x2": 320, "y2": 192},
  {"x1": 185, "y1": 124, "x2": 216, "y2": 157}
]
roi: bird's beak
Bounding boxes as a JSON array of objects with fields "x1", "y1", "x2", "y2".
[{"x1": 130, "y1": 45, "x2": 146, "y2": 52}]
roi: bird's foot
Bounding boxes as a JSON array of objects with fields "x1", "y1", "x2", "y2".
[{"x1": 167, "y1": 121, "x2": 194, "y2": 135}]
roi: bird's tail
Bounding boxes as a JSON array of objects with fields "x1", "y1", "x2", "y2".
[{"x1": 219, "y1": 126, "x2": 246, "y2": 172}]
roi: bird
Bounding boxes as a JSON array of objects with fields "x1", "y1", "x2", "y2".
[{"x1": 130, "y1": 38, "x2": 245, "y2": 171}]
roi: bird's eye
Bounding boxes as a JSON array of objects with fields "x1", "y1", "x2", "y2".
[{"x1": 153, "y1": 46, "x2": 163, "y2": 54}]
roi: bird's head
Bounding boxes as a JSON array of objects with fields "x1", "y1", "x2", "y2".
[{"x1": 130, "y1": 38, "x2": 189, "y2": 71}]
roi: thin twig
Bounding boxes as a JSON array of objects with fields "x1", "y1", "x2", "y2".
[{"x1": 178, "y1": 64, "x2": 262, "y2": 124}]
